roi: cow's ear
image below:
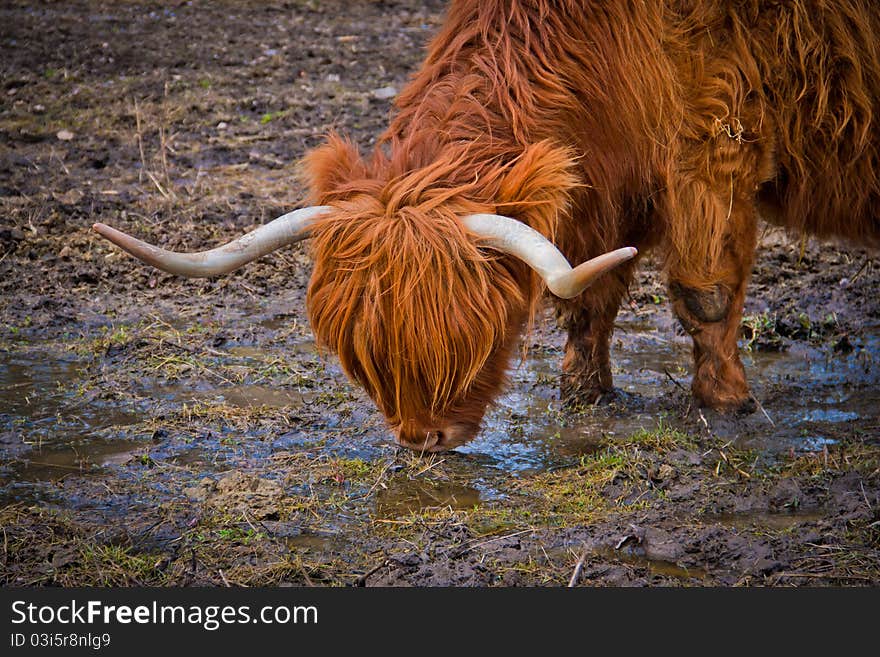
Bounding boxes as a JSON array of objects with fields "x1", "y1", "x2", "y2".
[
  {"x1": 495, "y1": 141, "x2": 579, "y2": 224},
  {"x1": 303, "y1": 134, "x2": 368, "y2": 201}
]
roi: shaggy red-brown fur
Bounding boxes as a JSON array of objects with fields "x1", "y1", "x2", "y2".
[
  {"x1": 305, "y1": 136, "x2": 576, "y2": 446},
  {"x1": 304, "y1": 0, "x2": 880, "y2": 449}
]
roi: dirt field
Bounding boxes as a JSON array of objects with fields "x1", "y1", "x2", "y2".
[{"x1": 1, "y1": 0, "x2": 878, "y2": 586}]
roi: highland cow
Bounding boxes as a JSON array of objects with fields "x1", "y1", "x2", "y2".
[{"x1": 95, "y1": 1, "x2": 880, "y2": 452}]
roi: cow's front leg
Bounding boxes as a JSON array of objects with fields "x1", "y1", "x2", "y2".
[
  {"x1": 556, "y1": 264, "x2": 634, "y2": 405},
  {"x1": 669, "y1": 280, "x2": 756, "y2": 413},
  {"x1": 667, "y1": 193, "x2": 758, "y2": 414}
]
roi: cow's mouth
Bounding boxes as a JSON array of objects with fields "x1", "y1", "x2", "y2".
[{"x1": 394, "y1": 424, "x2": 474, "y2": 453}]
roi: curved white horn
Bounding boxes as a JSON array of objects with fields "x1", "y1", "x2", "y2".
[
  {"x1": 92, "y1": 206, "x2": 333, "y2": 278},
  {"x1": 463, "y1": 213, "x2": 637, "y2": 298}
]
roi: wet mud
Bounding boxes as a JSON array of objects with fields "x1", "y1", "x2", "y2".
[{"x1": 1, "y1": 1, "x2": 878, "y2": 586}]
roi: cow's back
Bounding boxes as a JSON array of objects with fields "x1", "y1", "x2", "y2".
[{"x1": 669, "y1": 1, "x2": 880, "y2": 245}]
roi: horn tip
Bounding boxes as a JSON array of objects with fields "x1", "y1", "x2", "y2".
[{"x1": 92, "y1": 222, "x2": 124, "y2": 242}]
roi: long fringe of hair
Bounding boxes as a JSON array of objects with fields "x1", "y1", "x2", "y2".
[{"x1": 305, "y1": 135, "x2": 577, "y2": 426}]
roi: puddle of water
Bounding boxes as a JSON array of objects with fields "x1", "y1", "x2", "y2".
[
  {"x1": 0, "y1": 349, "x2": 150, "y2": 500},
  {"x1": 225, "y1": 345, "x2": 268, "y2": 360},
  {"x1": 796, "y1": 435, "x2": 839, "y2": 451},
  {"x1": 286, "y1": 533, "x2": 332, "y2": 550},
  {"x1": 459, "y1": 353, "x2": 664, "y2": 473},
  {"x1": 593, "y1": 545, "x2": 709, "y2": 582},
  {"x1": 164, "y1": 447, "x2": 228, "y2": 469},
  {"x1": 258, "y1": 316, "x2": 294, "y2": 331},
  {"x1": 225, "y1": 341, "x2": 319, "y2": 358},
  {"x1": 745, "y1": 336, "x2": 879, "y2": 387},
  {"x1": 461, "y1": 323, "x2": 879, "y2": 470},
  {"x1": 0, "y1": 337, "x2": 362, "y2": 508},
  {"x1": 155, "y1": 383, "x2": 310, "y2": 409},
  {"x1": 0, "y1": 314, "x2": 876, "y2": 535},
  {"x1": 706, "y1": 509, "x2": 825, "y2": 531},
  {"x1": 375, "y1": 479, "x2": 482, "y2": 519},
  {"x1": 3, "y1": 438, "x2": 144, "y2": 479},
  {"x1": 0, "y1": 436, "x2": 145, "y2": 507},
  {"x1": 0, "y1": 352, "x2": 81, "y2": 418},
  {"x1": 0, "y1": 351, "x2": 145, "y2": 429},
  {"x1": 797, "y1": 408, "x2": 860, "y2": 423}
]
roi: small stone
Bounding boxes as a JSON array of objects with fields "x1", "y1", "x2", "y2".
[
  {"x1": 658, "y1": 463, "x2": 676, "y2": 481},
  {"x1": 187, "y1": 471, "x2": 284, "y2": 519},
  {"x1": 51, "y1": 548, "x2": 78, "y2": 569},
  {"x1": 372, "y1": 85, "x2": 397, "y2": 100},
  {"x1": 183, "y1": 476, "x2": 216, "y2": 501},
  {"x1": 58, "y1": 245, "x2": 71, "y2": 258},
  {"x1": 56, "y1": 129, "x2": 74, "y2": 141},
  {"x1": 0, "y1": 226, "x2": 25, "y2": 242},
  {"x1": 33, "y1": 104, "x2": 45, "y2": 114},
  {"x1": 216, "y1": 121, "x2": 228, "y2": 130},
  {"x1": 53, "y1": 188, "x2": 83, "y2": 205}
]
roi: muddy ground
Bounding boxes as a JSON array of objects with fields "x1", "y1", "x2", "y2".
[{"x1": 1, "y1": 0, "x2": 878, "y2": 587}]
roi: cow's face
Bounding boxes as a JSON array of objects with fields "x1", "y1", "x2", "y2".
[
  {"x1": 307, "y1": 201, "x2": 529, "y2": 451},
  {"x1": 304, "y1": 136, "x2": 579, "y2": 450}
]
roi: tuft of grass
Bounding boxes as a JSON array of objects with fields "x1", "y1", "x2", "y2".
[
  {"x1": 779, "y1": 441, "x2": 880, "y2": 478},
  {"x1": 215, "y1": 527, "x2": 266, "y2": 543},
  {"x1": 259, "y1": 110, "x2": 290, "y2": 125},
  {"x1": 73, "y1": 545, "x2": 167, "y2": 586},
  {"x1": 741, "y1": 312, "x2": 785, "y2": 352},
  {"x1": 623, "y1": 423, "x2": 698, "y2": 452}
]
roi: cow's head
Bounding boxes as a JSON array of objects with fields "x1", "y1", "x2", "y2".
[{"x1": 92, "y1": 138, "x2": 636, "y2": 452}]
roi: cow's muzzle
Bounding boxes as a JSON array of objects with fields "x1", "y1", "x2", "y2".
[{"x1": 394, "y1": 423, "x2": 475, "y2": 453}]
